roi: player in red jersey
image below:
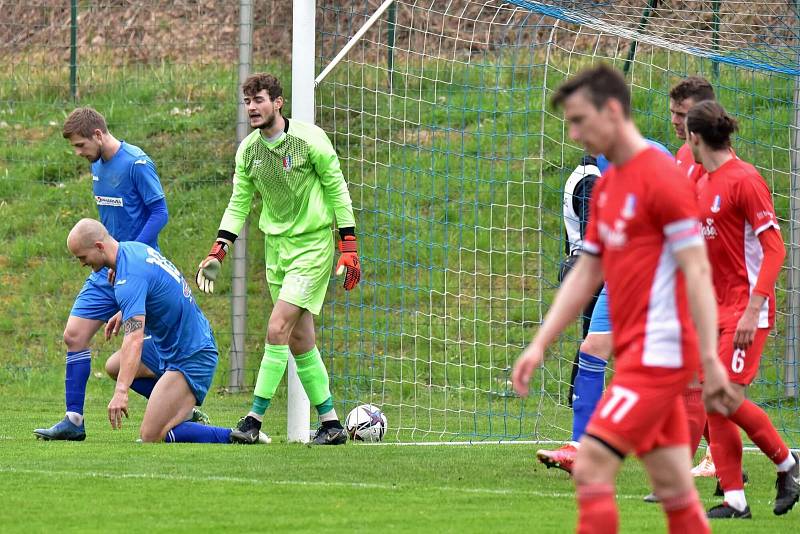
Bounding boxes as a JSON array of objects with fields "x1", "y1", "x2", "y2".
[
  {"x1": 512, "y1": 65, "x2": 736, "y2": 534},
  {"x1": 669, "y1": 76, "x2": 719, "y2": 479},
  {"x1": 687, "y1": 100, "x2": 800, "y2": 519},
  {"x1": 671, "y1": 77, "x2": 715, "y2": 185}
]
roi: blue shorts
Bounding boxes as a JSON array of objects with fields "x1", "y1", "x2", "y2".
[
  {"x1": 140, "y1": 336, "x2": 162, "y2": 378},
  {"x1": 69, "y1": 268, "x2": 118, "y2": 321},
  {"x1": 163, "y1": 347, "x2": 219, "y2": 405},
  {"x1": 587, "y1": 285, "x2": 612, "y2": 335}
]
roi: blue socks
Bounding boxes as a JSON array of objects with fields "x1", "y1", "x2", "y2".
[
  {"x1": 130, "y1": 377, "x2": 157, "y2": 399},
  {"x1": 65, "y1": 350, "x2": 91, "y2": 415},
  {"x1": 571, "y1": 352, "x2": 607, "y2": 442},
  {"x1": 164, "y1": 422, "x2": 233, "y2": 444}
]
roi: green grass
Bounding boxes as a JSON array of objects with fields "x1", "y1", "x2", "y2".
[
  {"x1": 1, "y1": 39, "x2": 798, "y2": 446},
  {"x1": 0, "y1": 387, "x2": 796, "y2": 533}
]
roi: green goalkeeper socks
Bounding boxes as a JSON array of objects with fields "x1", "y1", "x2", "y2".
[
  {"x1": 294, "y1": 346, "x2": 333, "y2": 409},
  {"x1": 252, "y1": 344, "x2": 290, "y2": 413}
]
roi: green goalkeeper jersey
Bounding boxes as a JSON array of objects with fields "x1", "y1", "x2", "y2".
[{"x1": 219, "y1": 118, "x2": 355, "y2": 238}]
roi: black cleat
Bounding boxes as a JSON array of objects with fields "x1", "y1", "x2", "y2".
[
  {"x1": 312, "y1": 425, "x2": 347, "y2": 445},
  {"x1": 714, "y1": 471, "x2": 749, "y2": 497},
  {"x1": 229, "y1": 415, "x2": 262, "y2": 444},
  {"x1": 707, "y1": 503, "x2": 752, "y2": 519},
  {"x1": 774, "y1": 452, "x2": 800, "y2": 515}
]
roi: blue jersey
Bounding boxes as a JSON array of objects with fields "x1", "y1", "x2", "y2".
[
  {"x1": 91, "y1": 142, "x2": 165, "y2": 248},
  {"x1": 113, "y1": 242, "x2": 215, "y2": 364},
  {"x1": 596, "y1": 139, "x2": 672, "y2": 174}
]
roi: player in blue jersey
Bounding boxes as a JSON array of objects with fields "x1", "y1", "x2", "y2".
[
  {"x1": 64, "y1": 218, "x2": 266, "y2": 444},
  {"x1": 537, "y1": 139, "x2": 673, "y2": 473},
  {"x1": 34, "y1": 108, "x2": 171, "y2": 441}
]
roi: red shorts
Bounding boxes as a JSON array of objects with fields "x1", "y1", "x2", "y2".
[
  {"x1": 717, "y1": 327, "x2": 770, "y2": 385},
  {"x1": 586, "y1": 370, "x2": 691, "y2": 457}
]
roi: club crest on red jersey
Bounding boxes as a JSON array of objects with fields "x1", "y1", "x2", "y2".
[
  {"x1": 621, "y1": 193, "x2": 636, "y2": 219},
  {"x1": 710, "y1": 194, "x2": 721, "y2": 213},
  {"x1": 282, "y1": 155, "x2": 292, "y2": 170}
]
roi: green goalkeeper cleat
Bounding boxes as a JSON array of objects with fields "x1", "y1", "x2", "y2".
[{"x1": 189, "y1": 407, "x2": 211, "y2": 425}]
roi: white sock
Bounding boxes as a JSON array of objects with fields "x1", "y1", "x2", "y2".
[
  {"x1": 568, "y1": 441, "x2": 580, "y2": 448},
  {"x1": 247, "y1": 411, "x2": 263, "y2": 423},
  {"x1": 776, "y1": 452, "x2": 797, "y2": 472},
  {"x1": 319, "y1": 409, "x2": 338, "y2": 423},
  {"x1": 723, "y1": 490, "x2": 747, "y2": 511},
  {"x1": 65, "y1": 411, "x2": 83, "y2": 425}
]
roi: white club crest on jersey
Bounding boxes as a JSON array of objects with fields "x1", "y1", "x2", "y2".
[
  {"x1": 621, "y1": 193, "x2": 636, "y2": 219},
  {"x1": 710, "y1": 194, "x2": 722, "y2": 213}
]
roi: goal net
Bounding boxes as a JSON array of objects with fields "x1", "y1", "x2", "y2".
[{"x1": 314, "y1": 0, "x2": 800, "y2": 444}]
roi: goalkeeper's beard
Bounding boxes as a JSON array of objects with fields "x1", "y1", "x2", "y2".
[{"x1": 257, "y1": 112, "x2": 277, "y2": 131}]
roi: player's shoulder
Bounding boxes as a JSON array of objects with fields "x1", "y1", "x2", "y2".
[
  {"x1": 118, "y1": 142, "x2": 152, "y2": 165},
  {"x1": 287, "y1": 118, "x2": 330, "y2": 145}
]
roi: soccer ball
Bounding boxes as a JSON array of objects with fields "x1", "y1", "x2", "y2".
[{"x1": 345, "y1": 404, "x2": 387, "y2": 442}]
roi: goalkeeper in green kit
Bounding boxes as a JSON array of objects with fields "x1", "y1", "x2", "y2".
[{"x1": 196, "y1": 73, "x2": 360, "y2": 445}]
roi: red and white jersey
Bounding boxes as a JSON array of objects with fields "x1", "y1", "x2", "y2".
[
  {"x1": 676, "y1": 143, "x2": 705, "y2": 184},
  {"x1": 697, "y1": 158, "x2": 779, "y2": 328},
  {"x1": 583, "y1": 147, "x2": 704, "y2": 376}
]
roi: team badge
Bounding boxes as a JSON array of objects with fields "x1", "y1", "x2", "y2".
[
  {"x1": 621, "y1": 193, "x2": 636, "y2": 219},
  {"x1": 710, "y1": 194, "x2": 721, "y2": 213},
  {"x1": 282, "y1": 155, "x2": 292, "y2": 171}
]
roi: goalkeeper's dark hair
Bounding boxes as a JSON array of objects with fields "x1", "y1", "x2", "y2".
[
  {"x1": 62, "y1": 107, "x2": 108, "y2": 139},
  {"x1": 686, "y1": 100, "x2": 738, "y2": 150},
  {"x1": 242, "y1": 73, "x2": 283, "y2": 101},
  {"x1": 669, "y1": 76, "x2": 715, "y2": 104},
  {"x1": 551, "y1": 65, "x2": 631, "y2": 117}
]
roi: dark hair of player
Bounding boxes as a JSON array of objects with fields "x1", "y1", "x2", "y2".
[
  {"x1": 551, "y1": 64, "x2": 631, "y2": 117},
  {"x1": 242, "y1": 73, "x2": 283, "y2": 101},
  {"x1": 686, "y1": 100, "x2": 738, "y2": 150},
  {"x1": 62, "y1": 107, "x2": 108, "y2": 139},
  {"x1": 669, "y1": 76, "x2": 715, "y2": 104}
]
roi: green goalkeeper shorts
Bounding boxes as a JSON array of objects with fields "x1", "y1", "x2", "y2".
[{"x1": 264, "y1": 228, "x2": 334, "y2": 315}]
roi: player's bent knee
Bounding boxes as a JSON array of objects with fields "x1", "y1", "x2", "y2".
[
  {"x1": 139, "y1": 427, "x2": 167, "y2": 443},
  {"x1": 267, "y1": 318, "x2": 292, "y2": 344},
  {"x1": 63, "y1": 327, "x2": 90, "y2": 351},
  {"x1": 105, "y1": 353, "x2": 120, "y2": 378}
]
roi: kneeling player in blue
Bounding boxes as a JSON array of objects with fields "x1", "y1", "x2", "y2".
[{"x1": 66, "y1": 218, "x2": 265, "y2": 444}]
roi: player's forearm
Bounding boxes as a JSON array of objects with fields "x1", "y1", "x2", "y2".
[
  {"x1": 532, "y1": 257, "x2": 603, "y2": 350},
  {"x1": 116, "y1": 336, "x2": 143, "y2": 393},
  {"x1": 682, "y1": 259, "x2": 718, "y2": 366},
  {"x1": 752, "y1": 227, "x2": 785, "y2": 300},
  {"x1": 134, "y1": 198, "x2": 168, "y2": 246}
]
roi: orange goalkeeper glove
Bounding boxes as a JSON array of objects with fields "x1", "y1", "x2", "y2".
[{"x1": 335, "y1": 235, "x2": 361, "y2": 291}]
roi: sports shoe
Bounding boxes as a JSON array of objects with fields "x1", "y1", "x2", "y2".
[
  {"x1": 536, "y1": 443, "x2": 578, "y2": 474},
  {"x1": 229, "y1": 415, "x2": 262, "y2": 444},
  {"x1": 257, "y1": 431, "x2": 272, "y2": 444},
  {"x1": 643, "y1": 492, "x2": 659, "y2": 503},
  {"x1": 312, "y1": 425, "x2": 347, "y2": 445},
  {"x1": 33, "y1": 417, "x2": 86, "y2": 441},
  {"x1": 714, "y1": 470, "x2": 749, "y2": 497},
  {"x1": 189, "y1": 407, "x2": 211, "y2": 425},
  {"x1": 691, "y1": 451, "x2": 716, "y2": 478},
  {"x1": 707, "y1": 502, "x2": 752, "y2": 519},
  {"x1": 774, "y1": 451, "x2": 800, "y2": 515}
]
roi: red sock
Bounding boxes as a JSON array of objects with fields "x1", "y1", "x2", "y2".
[
  {"x1": 682, "y1": 388, "x2": 706, "y2": 456},
  {"x1": 708, "y1": 412, "x2": 744, "y2": 491},
  {"x1": 729, "y1": 399, "x2": 790, "y2": 464},
  {"x1": 662, "y1": 489, "x2": 710, "y2": 534},
  {"x1": 576, "y1": 483, "x2": 618, "y2": 534}
]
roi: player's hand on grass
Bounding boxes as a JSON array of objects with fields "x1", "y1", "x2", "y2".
[
  {"x1": 196, "y1": 241, "x2": 229, "y2": 294},
  {"x1": 336, "y1": 235, "x2": 361, "y2": 290},
  {"x1": 512, "y1": 342, "x2": 545, "y2": 397},
  {"x1": 701, "y1": 359, "x2": 738, "y2": 416},
  {"x1": 105, "y1": 311, "x2": 123, "y2": 340},
  {"x1": 733, "y1": 307, "x2": 759, "y2": 350},
  {"x1": 108, "y1": 389, "x2": 129, "y2": 429}
]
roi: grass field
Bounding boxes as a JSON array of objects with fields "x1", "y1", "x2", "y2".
[{"x1": 0, "y1": 379, "x2": 797, "y2": 533}]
